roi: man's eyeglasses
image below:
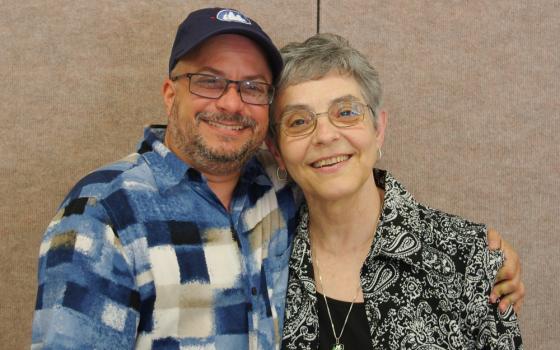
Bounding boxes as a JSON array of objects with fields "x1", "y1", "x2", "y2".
[
  {"x1": 170, "y1": 73, "x2": 275, "y2": 105},
  {"x1": 277, "y1": 100, "x2": 374, "y2": 137}
]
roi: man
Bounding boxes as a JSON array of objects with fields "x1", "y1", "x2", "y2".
[{"x1": 31, "y1": 7, "x2": 523, "y2": 350}]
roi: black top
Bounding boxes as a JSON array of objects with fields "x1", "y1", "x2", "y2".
[{"x1": 317, "y1": 292, "x2": 374, "y2": 350}]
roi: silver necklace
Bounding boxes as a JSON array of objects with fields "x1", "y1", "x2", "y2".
[{"x1": 314, "y1": 254, "x2": 362, "y2": 350}]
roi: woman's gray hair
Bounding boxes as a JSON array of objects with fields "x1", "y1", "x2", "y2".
[{"x1": 270, "y1": 33, "x2": 382, "y2": 136}]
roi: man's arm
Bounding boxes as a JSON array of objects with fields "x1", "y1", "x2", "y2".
[
  {"x1": 32, "y1": 197, "x2": 139, "y2": 349},
  {"x1": 464, "y1": 234, "x2": 523, "y2": 349},
  {"x1": 487, "y1": 229, "x2": 525, "y2": 313}
]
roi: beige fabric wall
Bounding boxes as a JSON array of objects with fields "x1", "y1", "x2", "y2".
[{"x1": 0, "y1": 1, "x2": 557, "y2": 348}]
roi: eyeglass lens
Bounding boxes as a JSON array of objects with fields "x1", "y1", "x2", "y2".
[{"x1": 280, "y1": 101, "x2": 367, "y2": 136}]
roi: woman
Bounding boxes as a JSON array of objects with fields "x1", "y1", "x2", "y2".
[{"x1": 267, "y1": 33, "x2": 522, "y2": 349}]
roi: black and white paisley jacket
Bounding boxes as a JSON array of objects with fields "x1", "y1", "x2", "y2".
[{"x1": 282, "y1": 170, "x2": 522, "y2": 349}]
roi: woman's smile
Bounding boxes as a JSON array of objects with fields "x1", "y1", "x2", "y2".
[{"x1": 310, "y1": 154, "x2": 351, "y2": 169}]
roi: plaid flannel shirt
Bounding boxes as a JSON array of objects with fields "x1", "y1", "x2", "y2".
[{"x1": 32, "y1": 125, "x2": 297, "y2": 349}]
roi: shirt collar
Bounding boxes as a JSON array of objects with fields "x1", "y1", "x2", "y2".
[
  {"x1": 137, "y1": 125, "x2": 192, "y2": 192},
  {"x1": 369, "y1": 170, "x2": 425, "y2": 267},
  {"x1": 369, "y1": 170, "x2": 454, "y2": 278}
]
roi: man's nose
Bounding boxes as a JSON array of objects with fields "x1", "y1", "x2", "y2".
[{"x1": 215, "y1": 83, "x2": 244, "y2": 113}]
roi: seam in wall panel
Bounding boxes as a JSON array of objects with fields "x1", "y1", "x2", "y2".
[{"x1": 316, "y1": 0, "x2": 320, "y2": 33}]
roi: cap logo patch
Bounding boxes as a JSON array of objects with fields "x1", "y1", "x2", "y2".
[{"x1": 216, "y1": 9, "x2": 251, "y2": 25}]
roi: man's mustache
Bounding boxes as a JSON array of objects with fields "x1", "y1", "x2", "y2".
[{"x1": 195, "y1": 112, "x2": 256, "y2": 128}]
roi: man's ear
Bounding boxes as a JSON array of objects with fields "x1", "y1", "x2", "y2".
[
  {"x1": 162, "y1": 78, "x2": 176, "y2": 117},
  {"x1": 264, "y1": 136, "x2": 286, "y2": 169}
]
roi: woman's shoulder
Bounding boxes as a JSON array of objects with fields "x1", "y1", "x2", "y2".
[
  {"x1": 380, "y1": 171, "x2": 499, "y2": 276},
  {"x1": 417, "y1": 202, "x2": 487, "y2": 243},
  {"x1": 382, "y1": 171, "x2": 488, "y2": 245},
  {"x1": 407, "y1": 198, "x2": 504, "y2": 284}
]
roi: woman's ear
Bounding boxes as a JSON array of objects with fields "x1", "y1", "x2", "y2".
[
  {"x1": 162, "y1": 78, "x2": 176, "y2": 117},
  {"x1": 375, "y1": 109, "x2": 388, "y2": 149},
  {"x1": 264, "y1": 136, "x2": 286, "y2": 169}
]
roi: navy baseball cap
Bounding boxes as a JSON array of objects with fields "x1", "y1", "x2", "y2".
[{"x1": 169, "y1": 8, "x2": 283, "y2": 82}]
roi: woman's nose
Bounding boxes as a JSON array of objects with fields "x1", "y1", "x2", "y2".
[{"x1": 311, "y1": 114, "x2": 340, "y2": 144}]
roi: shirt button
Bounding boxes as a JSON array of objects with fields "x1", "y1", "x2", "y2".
[{"x1": 251, "y1": 287, "x2": 257, "y2": 295}]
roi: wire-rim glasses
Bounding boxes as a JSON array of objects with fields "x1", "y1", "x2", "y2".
[{"x1": 277, "y1": 100, "x2": 374, "y2": 137}]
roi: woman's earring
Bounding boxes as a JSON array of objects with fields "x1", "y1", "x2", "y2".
[
  {"x1": 276, "y1": 167, "x2": 288, "y2": 181},
  {"x1": 378, "y1": 148, "x2": 383, "y2": 160}
]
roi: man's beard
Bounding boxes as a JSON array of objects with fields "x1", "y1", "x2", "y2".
[{"x1": 167, "y1": 101, "x2": 264, "y2": 176}]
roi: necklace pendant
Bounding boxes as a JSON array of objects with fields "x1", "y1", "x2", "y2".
[{"x1": 331, "y1": 344, "x2": 344, "y2": 350}]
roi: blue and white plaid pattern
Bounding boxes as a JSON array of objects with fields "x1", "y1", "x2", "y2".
[{"x1": 32, "y1": 126, "x2": 297, "y2": 349}]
